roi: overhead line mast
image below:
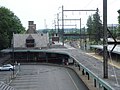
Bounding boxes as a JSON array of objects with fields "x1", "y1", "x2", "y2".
[
  {"x1": 103, "y1": 0, "x2": 108, "y2": 78},
  {"x1": 61, "y1": 5, "x2": 98, "y2": 46}
]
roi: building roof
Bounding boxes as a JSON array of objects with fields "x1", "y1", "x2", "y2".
[
  {"x1": 26, "y1": 27, "x2": 37, "y2": 34},
  {"x1": 13, "y1": 33, "x2": 49, "y2": 48},
  {"x1": 26, "y1": 34, "x2": 34, "y2": 40}
]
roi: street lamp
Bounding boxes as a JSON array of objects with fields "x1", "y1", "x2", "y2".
[{"x1": 12, "y1": 33, "x2": 15, "y2": 78}]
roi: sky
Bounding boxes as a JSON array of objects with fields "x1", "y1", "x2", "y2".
[{"x1": 0, "y1": 0, "x2": 120, "y2": 30}]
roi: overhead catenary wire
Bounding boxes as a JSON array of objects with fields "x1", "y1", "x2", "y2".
[{"x1": 83, "y1": 0, "x2": 95, "y2": 9}]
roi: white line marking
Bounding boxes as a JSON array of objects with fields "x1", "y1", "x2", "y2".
[{"x1": 66, "y1": 70, "x2": 79, "y2": 90}]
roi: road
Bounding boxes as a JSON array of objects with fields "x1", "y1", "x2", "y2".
[
  {"x1": 47, "y1": 46, "x2": 120, "y2": 90},
  {"x1": 10, "y1": 64, "x2": 89, "y2": 90}
]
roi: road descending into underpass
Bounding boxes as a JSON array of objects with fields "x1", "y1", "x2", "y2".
[{"x1": 10, "y1": 64, "x2": 89, "y2": 90}]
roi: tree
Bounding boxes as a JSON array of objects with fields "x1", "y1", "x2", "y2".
[
  {"x1": 117, "y1": 10, "x2": 120, "y2": 24},
  {"x1": 86, "y1": 16, "x2": 93, "y2": 41},
  {"x1": 0, "y1": 32, "x2": 9, "y2": 49},
  {"x1": 117, "y1": 9, "x2": 120, "y2": 37},
  {"x1": 0, "y1": 7, "x2": 25, "y2": 50},
  {"x1": 92, "y1": 12, "x2": 103, "y2": 42},
  {"x1": 86, "y1": 11, "x2": 103, "y2": 44}
]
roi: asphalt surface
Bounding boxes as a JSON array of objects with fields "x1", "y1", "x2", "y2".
[
  {"x1": 10, "y1": 65, "x2": 89, "y2": 90},
  {"x1": 48, "y1": 47, "x2": 120, "y2": 90},
  {"x1": 0, "y1": 71, "x2": 12, "y2": 83}
]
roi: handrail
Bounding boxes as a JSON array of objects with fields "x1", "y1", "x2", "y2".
[{"x1": 72, "y1": 56, "x2": 114, "y2": 90}]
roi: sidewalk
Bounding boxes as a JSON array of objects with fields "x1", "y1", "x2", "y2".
[{"x1": 69, "y1": 66, "x2": 98, "y2": 90}]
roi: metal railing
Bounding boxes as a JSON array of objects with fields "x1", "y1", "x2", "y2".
[{"x1": 72, "y1": 56, "x2": 114, "y2": 90}]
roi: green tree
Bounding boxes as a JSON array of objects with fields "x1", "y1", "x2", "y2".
[
  {"x1": 117, "y1": 10, "x2": 120, "y2": 24},
  {"x1": 86, "y1": 11, "x2": 103, "y2": 44},
  {"x1": 117, "y1": 9, "x2": 120, "y2": 37},
  {"x1": 0, "y1": 7, "x2": 25, "y2": 50},
  {"x1": 92, "y1": 12, "x2": 103, "y2": 42},
  {"x1": 86, "y1": 16, "x2": 93, "y2": 41},
  {"x1": 0, "y1": 32, "x2": 9, "y2": 49}
]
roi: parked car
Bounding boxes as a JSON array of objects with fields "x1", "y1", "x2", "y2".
[{"x1": 0, "y1": 64, "x2": 15, "y2": 71}]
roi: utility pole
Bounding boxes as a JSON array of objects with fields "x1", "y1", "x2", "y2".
[
  {"x1": 59, "y1": 18, "x2": 82, "y2": 47},
  {"x1": 54, "y1": 20, "x2": 56, "y2": 33},
  {"x1": 61, "y1": 5, "x2": 97, "y2": 46},
  {"x1": 62, "y1": 5, "x2": 64, "y2": 46},
  {"x1": 80, "y1": 18, "x2": 82, "y2": 49},
  {"x1": 57, "y1": 13, "x2": 59, "y2": 34},
  {"x1": 103, "y1": 0, "x2": 108, "y2": 78}
]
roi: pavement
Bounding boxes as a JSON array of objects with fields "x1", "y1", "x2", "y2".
[
  {"x1": 0, "y1": 65, "x2": 19, "y2": 84},
  {"x1": 10, "y1": 65, "x2": 89, "y2": 90}
]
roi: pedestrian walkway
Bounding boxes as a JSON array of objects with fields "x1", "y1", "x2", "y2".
[
  {"x1": 0, "y1": 81, "x2": 15, "y2": 90},
  {"x1": 69, "y1": 66, "x2": 98, "y2": 90}
]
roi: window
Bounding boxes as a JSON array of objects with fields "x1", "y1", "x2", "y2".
[
  {"x1": 26, "y1": 39, "x2": 35, "y2": 47},
  {"x1": 26, "y1": 35, "x2": 35, "y2": 47}
]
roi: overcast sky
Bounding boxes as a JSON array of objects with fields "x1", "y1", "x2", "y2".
[{"x1": 0, "y1": 0, "x2": 120, "y2": 30}]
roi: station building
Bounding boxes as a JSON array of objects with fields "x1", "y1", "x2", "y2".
[{"x1": 2, "y1": 21, "x2": 69, "y2": 64}]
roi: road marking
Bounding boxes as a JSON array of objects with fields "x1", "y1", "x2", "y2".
[{"x1": 66, "y1": 69, "x2": 79, "y2": 90}]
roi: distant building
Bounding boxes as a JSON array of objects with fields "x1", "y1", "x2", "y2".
[{"x1": 51, "y1": 33, "x2": 59, "y2": 43}]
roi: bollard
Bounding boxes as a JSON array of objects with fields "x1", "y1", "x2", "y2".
[
  {"x1": 78, "y1": 65, "x2": 80, "y2": 71},
  {"x1": 86, "y1": 72, "x2": 90, "y2": 80},
  {"x1": 103, "y1": 87, "x2": 107, "y2": 90},
  {"x1": 82, "y1": 69, "x2": 85, "y2": 75}
]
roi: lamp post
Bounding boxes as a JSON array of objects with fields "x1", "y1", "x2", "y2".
[{"x1": 12, "y1": 33, "x2": 15, "y2": 78}]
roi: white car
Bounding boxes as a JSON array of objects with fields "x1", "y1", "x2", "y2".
[{"x1": 0, "y1": 64, "x2": 15, "y2": 71}]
